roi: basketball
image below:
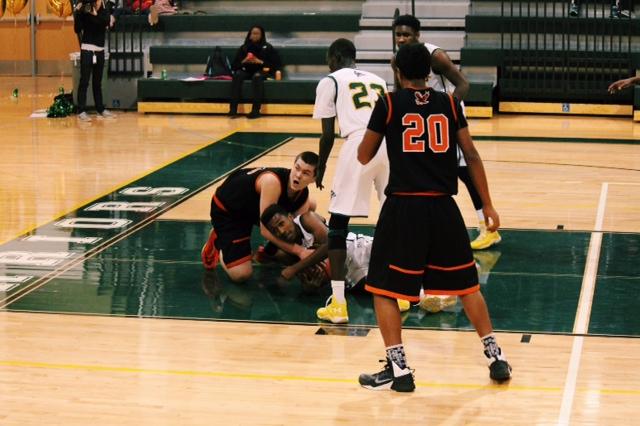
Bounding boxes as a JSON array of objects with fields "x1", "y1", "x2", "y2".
[{"x1": 297, "y1": 260, "x2": 331, "y2": 292}]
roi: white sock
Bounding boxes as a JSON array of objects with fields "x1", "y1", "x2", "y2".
[
  {"x1": 476, "y1": 209, "x2": 485, "y2": 223},
  {"x1": 331, "y1": 280, "x2": 345, "y2": 303}
]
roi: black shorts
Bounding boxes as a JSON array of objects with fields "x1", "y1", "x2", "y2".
[
  {"x1": 365, "y1": 195, "x2": 479, "y2": 302},
  {"x1": 210, "y1": 196, "x2": 253, "y2": 268}
]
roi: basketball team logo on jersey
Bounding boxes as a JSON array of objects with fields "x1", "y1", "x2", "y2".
[{"x1": 414, "y1": 91, "x2": 430, "y2": 106}]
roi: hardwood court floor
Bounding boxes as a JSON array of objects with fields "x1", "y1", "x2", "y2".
[{"x1": 0, "y1": 77, "x2": 639, "y2": 425}]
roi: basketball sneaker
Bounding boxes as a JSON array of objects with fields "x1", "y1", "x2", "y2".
[
  {"x1": 201, "y1": 229, "x2": 220, "y2": 269},
  {"x1": 470, "y1": 221, "x2": 502, "y2": 250},
  {"x1": 485, "y1": 346, "x2": 512, "y2": 382},
  {"x1": 359, "y1": 359, "x2": 415, "y2": 392},
  {"x1": 397, "y1": 299, "x2": 410, "y2": 312},
  {"x1": 419, "y1": 294, "x2": 457, "y2": 313},
  {"x1": 316, "y1": 296, "x2": 348, "y2": 324}
]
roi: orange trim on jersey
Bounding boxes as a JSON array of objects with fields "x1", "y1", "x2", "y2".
[
  {"x1": 424, "y1": 285, "x2": 480, "y2": 296},
  {"x1": 212, "y1": 194, "x2": 228, "y2": 213},
  {"x1": 389, "y1": 264, "x2": 424, "y2": 275},
  {"x1": 426, "y1": 260, "x2": 476, "y2": 271},
  {"x1": 385, "y1": 92, "x2": 393, "y2": 125},
  {"x1": 392, "y1": 191, "x2": 447, "y2": 197},
  {"x1": 447, "y1": 93, "x2": 458, "y2": 124},
  {"x1": 364, "y1": 284, "x2": 421, "y2": 303},
  {"x1": 232, "y1": 236, "x2": 251, "y2": 244},
  {"x1": 224, "y1": 255, "x2": 253, "y2": 269},
  {"x1": 255, "y1": 171, "x2": 282, "y2": 194}
]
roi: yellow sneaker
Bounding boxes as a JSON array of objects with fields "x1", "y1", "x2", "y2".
[
  {"x1": 473, "y1": 250, "x2": 502, "y2": 275},
  {"x1": 317, "y1": 297, "x2": 349, "y2": 324},
  {"x1": 397, "y1": 299, "x2": 410, "y2": 312},
  {"x1": 419, "y1": 295, "x2": 457, "y2": 313},
  {"x1": 470, "y1": 222, "x2": 502, "y2": 250}
]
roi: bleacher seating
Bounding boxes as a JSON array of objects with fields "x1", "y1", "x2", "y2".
[{"x1": 462, "y1": 0, "x2": 640, "y2": 116}]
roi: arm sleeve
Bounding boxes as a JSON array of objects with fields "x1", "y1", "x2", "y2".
[
  {"x1": 367, "y1": 95, "x2": 389, "y2": 134},
  {"x1": 231, "y1": 46, "x2": 244, "y2": 71},
  {"x1": 312, "y1": 77, "x2": 337, "y2": 119}
]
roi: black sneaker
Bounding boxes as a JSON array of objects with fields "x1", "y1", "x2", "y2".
[
  {"x1": 489, "y1": 359, "x2": 512, "y2": 382},
  {"x1": 358, "y1": 359, "x2": 415, "y2": 392},
  {"x1": 247, "y1": 110, "x2": 261, "y2": 119}
]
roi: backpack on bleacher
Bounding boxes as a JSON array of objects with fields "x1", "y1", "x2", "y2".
[{"x1": 205, "y1": 47, "x2": 232, "y2": 79}]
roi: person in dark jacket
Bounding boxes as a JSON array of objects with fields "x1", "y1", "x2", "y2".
[
  {"x1": 74, "y1": 0, "x2": 115, "y2": 122},
  {"x1": 228, "y1": 25, "x2": 282, "y2": 119}
]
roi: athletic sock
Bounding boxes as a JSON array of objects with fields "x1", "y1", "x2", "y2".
[
  {"x1": 386, "y1": 344, "x2": 408, "y2": 371},
  {"x1": 476, "y1": 209, "x2": 485, "y2": 223},
  {"x1": 331, "y1": 280, "x2": 345, "y2": 303},
  {"x1": 481, "y1": 333, "x2": 505, "y2": 361}
]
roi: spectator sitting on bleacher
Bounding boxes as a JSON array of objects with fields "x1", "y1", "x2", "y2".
[
  {"x1": 570, "y1": 0, "x2": 630, "y2": 18},
  {"x1": 228, "y1": 25, "x2": 282, "y2": 119}
]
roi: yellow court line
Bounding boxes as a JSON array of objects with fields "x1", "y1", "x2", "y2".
[
  {"x1": 0, "y1": 129, "x2": 238, "y2": 246},
  {"x1": 1, "y1": 360, "x2": 638, "y2": 395}
]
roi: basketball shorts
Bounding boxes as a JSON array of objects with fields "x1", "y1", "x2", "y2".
[
  {"x1": 365, "y1": 195, "x2": 479, "y2": 302},
  {"x1": 210, "y1": 198, "x2": 253, "y2": 268},
  {"x1": 329, "y1": 132, "x2": 389, "y2": 217}
]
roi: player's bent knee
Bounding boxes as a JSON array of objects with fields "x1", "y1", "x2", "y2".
[{"x1": 224, "y1": 261, "x2": 253, "y2": 283}]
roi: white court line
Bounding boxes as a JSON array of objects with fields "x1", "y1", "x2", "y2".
[{"x1": 558, "y1": 182, "x2": 608, "y2": 426}]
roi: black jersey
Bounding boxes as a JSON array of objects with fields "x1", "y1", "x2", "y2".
[
  {"x1": 214, "y1": 167, "x2": 309, "y2": 224},
  {"x1": 367, "y1": 88, "x2": 468, "y2": 195}
]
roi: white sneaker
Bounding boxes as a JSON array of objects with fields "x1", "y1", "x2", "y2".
[
  {"x1": 77, "y1": 112, "x2": 91, "y2": 122},
  {"x1": 97, "y1": 109, "x2": 115, "y2": 119}
]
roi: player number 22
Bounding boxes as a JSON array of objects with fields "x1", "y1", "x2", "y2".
[
  {"x1": 349, "y1": 82, "x2": 385, "y2": 109},
  {"x1": 401, "y1": 113, "x2": 449, "y2": 153}
]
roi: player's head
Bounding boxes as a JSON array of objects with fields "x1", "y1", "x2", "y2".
[
  {"x1": 327, "y1": 38, "x2": 356, "y2": 72},
  {"x1": 245, "y1": 25, "x2": 266, "y2": 45},
  {"x1": 290, "y1": 151, "x2": 318, "y2": 191},
  {"x1": 260, "y1": 204, "x2": 299, "y2": 243},
  {"x1": 395, "y1": 43, "x2": 430, "y2": 84},
  {"x1": 393, "y1": 14, "x2": 421, "y2": 47}
]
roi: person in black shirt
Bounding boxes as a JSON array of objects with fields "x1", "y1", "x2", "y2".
[
  {"x1": 228, "y1": 25, "x2": 282, "y2": 119},
  {"x1": 201, "y1": 152, "x2": 318, "y2": 283},
  {"x1": 356, "y1": 43, "x2": 512, "y2": 392},
  {"x1": 74, "y1": 0, "x2": 115, "y2": 122}
]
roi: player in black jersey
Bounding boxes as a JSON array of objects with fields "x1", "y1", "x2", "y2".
[
  {"x1": 201, "y1": 151, "x2": 319, "y2": 283},
  {"x1": 356, "y1": 43, "x2": 511, "y2": 392}
]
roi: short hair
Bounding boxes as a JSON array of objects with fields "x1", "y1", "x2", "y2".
[
  {"x1": 393, "y1": 14, "x2": 421, "y2": 33},
  {"x1": 260, "y1": 203, "x2": 289, "y2": 227},
  {"x1": 395, "y1": 43, "x2": 430, "y2": 80},
  {"x1": 327, "y1": 38, "x2": 356, "y2": 62},
  {"x1": 295, "y1": 151, "x2": 319, "y2": 171}
]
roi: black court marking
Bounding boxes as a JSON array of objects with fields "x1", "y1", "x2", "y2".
[
  {"x1": 316, "y1": 327, "x2": 370, "y2": 337},
  {"x1": 521, "y1": 334, "x2": 532, "y2": 343}
]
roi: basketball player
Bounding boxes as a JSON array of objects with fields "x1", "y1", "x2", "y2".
[
  {"x1": 201, "y1": 152, "x2": 318, "y2": 283},
  {"x1": 259, "y1": 204, "x2": 415, "y2": 313},
  {"x1": 312, "y1": 38, "x2": 391, "y2": 323},
  {"x1": 357, "y1": 43, "x2": 512, "y2": 392},
  {"x1": 393, "y1": 14, "x2": 501, "y2": 251}
]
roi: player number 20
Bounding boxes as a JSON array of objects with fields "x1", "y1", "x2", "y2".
[{"x1": 401, "y1": 113, "x2": 449, "y2": 153}]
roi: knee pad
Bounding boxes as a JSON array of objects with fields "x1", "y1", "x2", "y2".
[{"x1": 328, "y1": 214, "x2": 350, "y2": 250}]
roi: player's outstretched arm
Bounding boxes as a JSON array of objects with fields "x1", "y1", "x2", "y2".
[
  {"x1": 358, "y1": 129, "x2": 384, "y2": 165},
  {"x1": 608, "y1": 76, "x2": 640, "y2": 93},
  {"x1": 457, "y1": 127, "x2": 500, "y2": 232}
]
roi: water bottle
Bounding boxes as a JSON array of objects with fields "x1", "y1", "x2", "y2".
[{"x1": 161, "y1": 69, "x2": 167, "y2": 80}]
